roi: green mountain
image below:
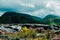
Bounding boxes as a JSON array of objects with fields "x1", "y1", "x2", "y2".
[
  {"x1": 0, "y1": 12, "x2": 60, "y2": 25},
  {"x1": 43, "y1": 15, "x2": 60, "y2": 25},
  {"x1": 0, "y1": 12, "x2": 42, "y2": 24}
]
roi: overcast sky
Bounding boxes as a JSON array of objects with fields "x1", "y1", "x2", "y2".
[{"x1": 0, "y1": 0, "x2": 60, "y2": 18}]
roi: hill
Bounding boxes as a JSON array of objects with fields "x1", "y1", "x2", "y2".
[
  {"x1": 43, "y1": 15, "x2": 60, "y2": 25},
  {"x1": 0, "y1": 12, "x2": 42, "y2": 24},
  {"x1": 0, "y1": 12, "x2": 60, "y2": 25}
]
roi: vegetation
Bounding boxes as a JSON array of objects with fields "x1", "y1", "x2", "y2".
[
  {"x1": 0, "y1": 12, "x2": 60, "y2": 25},
  {"x1": 19, "y1": 26, "x2": 37, "y2": 38}
]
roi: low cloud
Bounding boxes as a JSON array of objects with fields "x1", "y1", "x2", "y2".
[{"x1": 0, "y1": 0, "x2": 60, "y2": 18}]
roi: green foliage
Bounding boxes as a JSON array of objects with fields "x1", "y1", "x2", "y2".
[
  {"x1": 28, "y1": 29, "x2": 37, "y2": 38},
  {"x1": 16, "y1": 26, "x2": 37, "y2": 38}
]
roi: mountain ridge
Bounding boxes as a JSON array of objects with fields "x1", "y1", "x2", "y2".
[
  {"x1": 0, "y1": 12, "x2": 42, "y2": 24},
  {"x1": 0, "y1": 12, "x2": 60, "y2": 25}
]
